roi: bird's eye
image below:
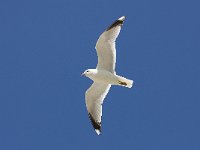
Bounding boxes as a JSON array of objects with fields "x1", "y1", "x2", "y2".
[{"x1": 86, "y1": 70, "x2": 89, "y2": 72}]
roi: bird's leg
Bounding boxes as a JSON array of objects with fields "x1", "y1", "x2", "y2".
[{"x1": 118, "y1": 81, "x2": 127, "y2": 86}]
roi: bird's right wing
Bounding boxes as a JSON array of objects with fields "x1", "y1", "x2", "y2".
[
  {"x1": 85, "y1": 82, "x2": 111, "y2": 135},
  {"x1": 95, "y1": 16, "x2": 125, "y2": 73}
]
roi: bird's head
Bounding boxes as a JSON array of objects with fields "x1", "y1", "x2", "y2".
[{"x1": 81, "y1": 69, "x2": 96, "y2": 78}]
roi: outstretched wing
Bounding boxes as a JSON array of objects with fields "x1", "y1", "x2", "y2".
[
  {"x1": 85, "y1": 82, "x2": 111, "y2": 135},
  {"x1": 95, "y1": 16, "x2": 125, "y2": 73}
]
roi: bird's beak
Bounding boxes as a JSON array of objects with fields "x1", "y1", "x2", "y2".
[{"x1": 81, "y1": 73, "x2": 85, "y2": 76}]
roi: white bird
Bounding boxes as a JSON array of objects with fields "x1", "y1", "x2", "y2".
[{"x1": 82, "y1": 16, "x2": 133, "y2": 135}]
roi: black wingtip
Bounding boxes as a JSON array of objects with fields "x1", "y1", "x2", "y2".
[
  {"x1": 106, "y1": 16, "x2": 126, "y2": 31},
  {"x1": 88, "y1": 113, "x2": 101, "y2": 135}
]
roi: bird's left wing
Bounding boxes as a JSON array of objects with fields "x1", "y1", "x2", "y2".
[
  {"x1": 95, "y1": 16, "x2": 125, "y2": 73},
  {"x1": 85, "y1": 82, "x2": 111, "y2": 135}
]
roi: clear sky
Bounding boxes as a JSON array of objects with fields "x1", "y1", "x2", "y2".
[{"x1": 0, "y1": 0, "x2": 200, "y2": 149}]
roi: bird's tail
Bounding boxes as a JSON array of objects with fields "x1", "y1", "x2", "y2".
[{"x1": 117, "y1": 76, "x2": 133, "y2": 88}]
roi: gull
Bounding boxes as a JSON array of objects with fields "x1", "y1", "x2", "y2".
[{"x1": 82, "y1": 16, "x2": 133, "y2": 135}]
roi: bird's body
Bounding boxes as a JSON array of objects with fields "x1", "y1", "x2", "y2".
[
  {"x1": 85, "y1": 69, "x2": 133, "y2": 88},
  {"x1": 82, "y1": 16, "x2": 133, "y2": 135}
]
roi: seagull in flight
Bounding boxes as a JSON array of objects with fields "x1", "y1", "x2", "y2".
[{"x1": 82, "y1": 16, "x2": 133, "y2": 135}]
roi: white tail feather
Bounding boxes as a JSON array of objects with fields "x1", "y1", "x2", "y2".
[
  {"x1": 117, "y1": 76, "x2": 133, "y2": 88},
  {"x1": 126, "y1": 79, "x2": 133, "y2": 88}
]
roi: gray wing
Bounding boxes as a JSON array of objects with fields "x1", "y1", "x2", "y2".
[
  {"x1": 85, "y1": 82, "x2": 111, "y2": 135},
  {"x1": 95, "y1": 16, "x2": 125, "y2": 73}
]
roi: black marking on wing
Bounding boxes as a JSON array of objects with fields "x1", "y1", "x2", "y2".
[
  {"x1": 106, "y1": 18, "x2": 125, "y2": 31},
  {"x1": 88, "y1": 113, "x2": 101, "y2": 133}
]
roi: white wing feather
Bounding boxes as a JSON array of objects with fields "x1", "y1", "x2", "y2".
[
  {"x1": 95, "y1": 16, "x2": 125, "y2": 73},
  {"x1": 85, "y1": 82, "x2": 111, "y2": 134}
]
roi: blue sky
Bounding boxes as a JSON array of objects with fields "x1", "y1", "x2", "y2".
[{"x1": 0, "y1": 0, "x2": 200, "y2": 149}]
